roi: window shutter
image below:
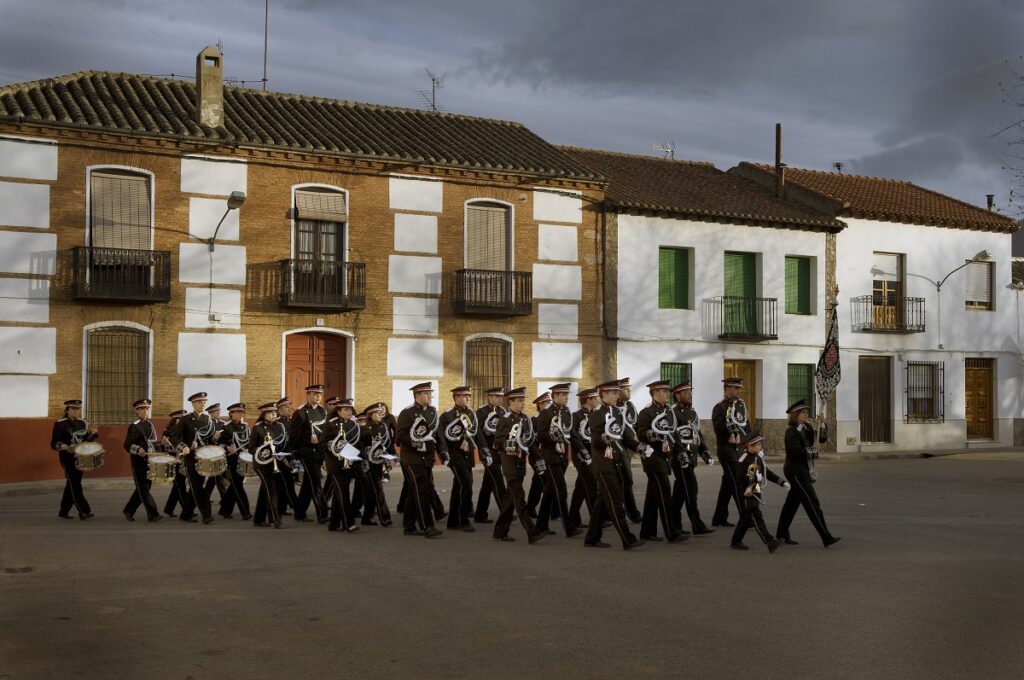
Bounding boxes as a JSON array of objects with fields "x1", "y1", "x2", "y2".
[
  {"x1": 294, "y1": 189, "x2": 347, "y2": 222},
  {"x1": 964, "y1": 261, "x2": 992, "y2": 306},
  {"x1": 660, "y1": 362, "x2": 692, "y2": 386},
  {"x1": 465, "y1": 338, "x2": 512, "y2": 409},
  {"x1": 785, "y1": 256, "x2": 811, "y2": 314},
  {"x1": 658, "y1": 248, "x2": 689, "y2": 309},
  {"x1": 724, "y1": 252, "x2": 756, "y2": 298},
  {"x1": 872, "y1": 252, "x2": 900, "y2": 282},
  {"x1": 90, "y1": 171, "x2": 151, "y2": 254},
  {"x1": 466, "y1": 204, "x2": 508, "y2": 271},
  {"x1": 786, "y1": 364, "x2": 815, "y2": 416}
]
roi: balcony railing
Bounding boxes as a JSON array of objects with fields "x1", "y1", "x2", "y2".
[
  {"x1": 71, "y1": 246, "x2": 171, "y2": 302},
  {"x1": 453, "y1": 269, "x2": 532, "y2": 316},
  {"x1": 279, "y1": 259, "x2": 366, "y2": 310},
  {"x1": 850, "y1": 295, "x2": 926, "y2": 333},
  {"x1": 704, "y1": 296, "x2": 778, "y2": 341}
]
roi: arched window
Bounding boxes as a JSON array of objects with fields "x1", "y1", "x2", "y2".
[
  {"x1": 465, "y1": 201, "x2": 511, "y2": 271},
  {"x1": 85, "y1": 325, "x2": 150, "y2": 424},
  {"x1": 465, "y1": 336, "x2": 512, "y2": 409}
]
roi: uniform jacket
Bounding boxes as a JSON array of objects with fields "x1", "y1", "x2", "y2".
[
  {"x1": 711, "y1": 398, "x2": 749, "y2": 465},
  {"x1": 588, "y1": 404, "x2": 640, "y2": 475},
  {"x1": 124, "y1": 418, "x2": 160, "y2": 455},
  {"x1": 396, "y1": 403, "x2": 445, "y2": 458},
  {"x1": 50, "y1": 418, "x2": 98, "y2": 451},
  {"x1": 289, "y1": 404, "x2": 328, "y2": 458},
  {"x1": 438, "y1": 405, "x2": 488, "y2": 464}
]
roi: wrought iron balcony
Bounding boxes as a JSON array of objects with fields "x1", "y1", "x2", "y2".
[
  {"x1": 704, "y1": 296, "x2": 778, "y2": 341},
  {"x1": 279, "y1": 259, "x2": 366, "y2": 310},
  {"x1": 453, "y1": 269, "x2": 532, "y2": 316},
  {"x1": 71, "y1": 246, "x2": 171, "y2": 302},
  {"x1": 850, "y1": 295, "x2": 926, "y2": 333}
]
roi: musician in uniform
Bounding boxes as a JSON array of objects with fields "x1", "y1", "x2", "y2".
[
  {"x1": 161, "y1": 409, "x2": 187, "y2": 518},
  {"x1": 731, "y1": 431, "x2": 787, "y2": 552},
  {"x1": 438, "y1": 386, "x2": 488, "y2": 532},
  {"x1": 535, "y1": 383, "x2": 582, "y2": 538},
  {"x1": 568, "y1": 388, "x2": 600, "y2": 529},
  {"x1": 169, "y1": 392, "x2": 216, "y2": 524},
  {"x1": 525, "y1": 392, "x2": 551, "y2": 520},
  {"x1": 380, "y1": 403, "x2": 397, "y2": 484},
  {"x1": 122, "y1": 398, "x2": 161, "y2": 522},
  {"x1": 218, "y1": 403, "x2": 252, "y2": 520},
  {"x1": 616, "y1": 378, "x2": 643, "y2": 523},
  {"x1": 671, "y1": 383, "x2": 714, "y2": 535},
  {"x1": 635, "y1": 381, "x2": 687, "y2": 543},
  {"x1": 321, "y1": 398, "x2": 362, "y2": 533},
  {"x1": 250, "y1": 402, "x2": 286, "y2": 528},
  {"x1": 359, "y1": 403, "x2": 394, "y2": 527},
  {"x1": 203, "y1": 403, "x2": 229, "y2": 504},
  {"x1": 775, "y1": 400, "x2": 840, "y2": 548},
  {"x1": 50, "y1": 399, "x2": 99, "y2": 520},
  {"x1": 471, "y1": 387, "x2": 506, "y2": 523},
  {"x1": 711, "y1": 377, "x2": 750, "y2": 527},
  {"x1": 491, "y1": 387, "x2": 545, "y2": 544},
  {"x1": 273, "y1": 397, "x2": 298, "y2": 518},
  {"x1": 396, "y1": 383, "x2": 445, "y2": 538},
  {"x1": 288, "y1": 384, "x2": 329, "y2": 524}
]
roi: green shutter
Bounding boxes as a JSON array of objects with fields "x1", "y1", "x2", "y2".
[
  {"x1": 724, "y1": 252, "x2": 756, "y2": 298},
  {"x1": 785, "y1": 256, "x2": 811, "y2": 315},
  {"x1": 660, "y1": 362, "x2": 692, "y2": 386},
  {"x1": 787, "y1": 364, "x2": 815, "y2": 416},
  {"x1": 658, "y1": 247, "x2": 689, "y2": 309}
]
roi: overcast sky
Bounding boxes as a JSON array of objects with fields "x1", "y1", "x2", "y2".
[{"x1": 3, "y1": 0, "x2": 1023, "y2": 249}]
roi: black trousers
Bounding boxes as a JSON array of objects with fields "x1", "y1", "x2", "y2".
[
  {"x1": 295, "y1": 453, "x2": 327, "y2": 521},
  {"x1": 361, "y1": 463, "x2": 392, "y2": 525},
  {"x1": 181, "y1": 455, "x2": 212, "y2": 522},
  {"x1": 536, "y1": 454, "x2": 576, "y2": 535},
  {"x1": 253, "y1": 464, "x2": 280, "y2": 525},
  {"x1": 585, "y1": 469, "x2": 639, "y2": 549},
  {"x1": 526, "y1": 465, "x2": 544, "y2": 515},
  {"x1": 398, "y1": 468, "x2": 445, "y2": 516},
  {"x1": 203, "y1": 471, "x2": 229, "y2": 502},
  {"x1": 218, "y1": 455, "x2": 251, "y2": 518},
  {"x1": 776, "y1": 467, "x2": 832, "y2": 544},
  {"x1": 400, "y1": 453, "x2": 437, "y2": 532},
  {"x1": 617, "y1": 456, "x2": 641, "y2": 520},
  {"x1": 164, "y1": 470, "x2": 185, "y2": 515},
  {"x1": 474, "y1": 457, "x2": 505, "y2": 521},
  {"x1": 493, "y1": 454, "x2": 539, "y2": 540},
  {"x1": 732, "y1": 497, "x2": 774, "y2": 546},
  {"x1": 275, "y1": 464, "x2": 298, "y2": 516},
  {"x1": 58, "y1": 451, "x2": 91, "y2": 517},
  {"x1": 640, "y1": 456, "x2": 679, "y2": 540},
  {"x1": 712, "y1": 462, "x2": 741, "y2": 525},
  {"x1": 124, "y1": 453, "x2": 159, "y2": 520},
  {"x1": 569, "y1": 460, "x2": 598, "y2": 527},
  {"x1": 671, "y1": 456, "x2": 707, "y2": 533},
  {"x1": 325, "y1": 467, "x2": 358, "y2": 531},
  {"x1": 447, "y1": 457, "x2": 474, "y2": 528}
]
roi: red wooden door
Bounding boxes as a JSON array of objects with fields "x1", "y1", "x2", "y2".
[{"x1": 285, "y1": 333, "x2": 348, "y2": 404}]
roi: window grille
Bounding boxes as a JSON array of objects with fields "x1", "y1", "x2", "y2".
[
  {"x1": 465, "y1": 338, "x2": 512, "y2": 409},
  {"x1": 85, "y1": 327, "x2": 149, "y2": 424},
  {"x1": 904, "y1": 361, "x2": 944, "y2": 423}
]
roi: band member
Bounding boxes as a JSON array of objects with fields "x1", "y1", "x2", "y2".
[
  {"x1": 535, "y1": 383, "x2": 582, "y2": 538},
  {"x1": 169, "y1": 391, "x2": 217, "y2": 524},
  {"x1": 568, "y1": 388, "x2": 600, "y2": 528},
  {"x1": 203, "y1": 403, "x2": 229, "y2": 503},
  {"x1": 712, "y1": 377, "x2": 750, "y2": 527},
  {"x1": 380, "y1": 403, "x2": 397, "y2": 484},
  {"x1": 438, "y1": 386, "x2": 488, "y2": 532},
  {"x1": 775, "y1": 400, "x2": 840, "y2": 548},
  {"x1": 273, "y1": 397, "x2": 298, "y2": 517},
  {"x1": 50, "y1": 399, "x2": 98, "y2": 520},
  {"x1": 396, "y1": 383, "x2": 445, "y2": 538},
  {"x1": 321, "y1": 398, "x2": 362, "y2": 533},
  {"x1": 670, "y1": 383, "x2": 714, "y2": 535},
  {"x1": 473, "y1": 387, "x2": 507, "y2": 523},
  {"x1": 585, "y1": 381, "x2": 645, "y2": 550},
  {"x1": 162, "y1": 410, "x2": 187, "y2": 518},
  {"x1": 288, "y1": 384, "x2": 329, "y2": 524},
  {"x1": 616, "y1": 378, "x2": 643, "y2": 523},
  {"x1": 250, "y1": 402, "x2": 286, "y2": 528},
  {"x1": 218, "y1": 403, "x2": 252, "y2": 520},
  {"x1": 359, "y1": 403, "x2": 394, "y2": 527},
  {"x1": 635, "y1": 381, "x2": 687, "y2": 543},
  {"x1": 525, "y1": 391, "x2": 551, "y2": 519},
  {"x1": 491, "y1": 387, "x2": 545, "y2": 544},
  {"x1": 122, "y1": 398, "x2": 161, "y2": 522},
  {"x1": 731, "y1": 431, "x2": 787, "y2": 553}
]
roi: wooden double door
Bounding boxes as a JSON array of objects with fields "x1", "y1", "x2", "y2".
[
  {"x1": 285, "y1": 332, "x2": 348, "y2": 405},
  {"x1": 965, "y1": 358, "x2": 994, "y2": 439},
  {"x1": 858, "y1": 356, "x2": 892, "y2": 443}
]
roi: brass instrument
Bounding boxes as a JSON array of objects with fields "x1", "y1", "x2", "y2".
[
  {"x1": 254, "y1": 432, "x2": 276, "y2": 468},
  {"x1": 505, "y1": 421, "x2": 521, "y2": 455}
]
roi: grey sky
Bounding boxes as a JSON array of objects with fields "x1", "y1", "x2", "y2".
[{"x1": 2, "y1": 0, "x2": 1022, "y2": 247}]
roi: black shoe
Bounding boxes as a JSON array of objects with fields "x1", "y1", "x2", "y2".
[
  {"x1": 602, "y1": 521, "x2": 612, "y2": 528},
  {"x1": 584, "y1": 540, "x2": 610, "y2": 548},
  {"x1": 526, "y1": 510, "x2": 538, "y2": 519},
  {"x1": 627, "y1": 513, "x2": 643, "y2": 524},
  {"x1": 782, "y1": 538, "x2": 799, "y2": 545},
  {"x1": 273, "y1": 519, "x2": 283, "y2": 529},
  {"x1": 241, "y1": 513, "x2": 252, "y2": 521},
  {"x1": 254, "y1": 521, "x2": 271, "y2": 527},
  {"x1": 327, "y1": 526, "x2": 340, "y2": 532},
  {"x1": 181, "y1": 516, "x2": 198, "y2": 523},
  {"x1": 542, "y1": 529, "x2": 556, "y2": 535},
  {"x1": 79, "y1": 513, "x2": 95, "y2": 520},
  {"x1": 282, "y1": 510, "x2": 292, "y2": 516},
  {"x1": 404, "y1": 529, "x2": 425, "y2": 536},
  {"x1": 361, "y1": 520, "x2": 379, "y2": 526},
  {"x1": 217, "y1": 512, "x2": 232, "y2": 519},
  {"x1": 767, "y1": 538, "x2": 783, "y2": 554},
  {"x1": 347, "y1": 525, "x2": 360, "y2": 533},
  {"x1": 566, "y1": 528, "x2": 583, "y2": 538},
  {"x1": 624, "y1": 538, "x2": 647, "y2": 551},
  {"x1": 164, "y1": 512, "x2": 177, "y2": 518},
  {"x1": 527, "y1": 531, "x2": 547, "y2": 545},
  {"x1": 382, "y1": 520, "x2": 394, "y2": 527},
  {"x1": 123, "y1": 512, "x2": 135, "y2": 522},
  {"x1": 494, "y1": 535, "x2": 516, "y2": 542},
  {"x1": 435, "y1": 511, "x2": 448, "y2": 520},
  {"x1": 474, "y1": 517, "x2": 493, "y2": 524},
  {"x1": 148, "y1": 515, "x2": 163, "y2": 523},
  {"x1": 679, "y1": 529, "x2": 691, "y2": 536},
  {"x1": 577, "y1": 522, "x2": 589, "y2": 528},
  {"x1": 58, "y1": 513, "x2": 73, "y2": 520},
  {"x1": 640, "y1": 535, "x2": 664, "y2": 542},
  {"x1": 694, "y1": 528, "x2": 715, "y2": 535},
  {"x1": 202, "y1": 517, "x2": 215, "y2": 525},
  {"x1": 294, "y1": 517, "x2": 313, "y2": 523},
  {"x1": 824, "y1": 536, "x2": 842, "y2": 548},
  {"x1": 424, "y1": 528, "x2": 443, "y2": 539},
  {"x1": 667, "y1": 535, "x2": 689, "y2": 544},
  {"x1": 731, "y1": 542, "x2": 749, "y2": 551},
  {"x1": 713, "y1": 521, "x2": 735, "y2": 528},
  {"x1": 317, "y1": 518, "x2": 329, "y2": 525},
  {"x1": 459, "y1": 524, "x2": 476, "y2": 532}
]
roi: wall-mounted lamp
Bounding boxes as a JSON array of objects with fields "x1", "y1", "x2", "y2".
[{"x1": 208, "y1": 191, "x2": 246, "y2": 252}]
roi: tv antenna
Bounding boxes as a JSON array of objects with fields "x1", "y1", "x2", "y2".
[
  {"x1": 652, "y1": 142, "x2": 676, "y2": 160},
  {"x1": 416, "y1": 68, "x2": 446, "y2": 111},
  {"x1": 832, "y1": 161, "x2": 845, "y2": 174}
]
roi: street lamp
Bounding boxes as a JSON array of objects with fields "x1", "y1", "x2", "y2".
[
  {"x1": 912, "y1": 250, "x2": 990, "y2": 349},
  {"x1": 207, "y1": 191, "x2": 246, "y2": 252}
]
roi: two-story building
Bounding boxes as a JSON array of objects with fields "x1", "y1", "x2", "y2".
[{"x1": 0, "y1": 47, "x2": 608, "y2": 482}]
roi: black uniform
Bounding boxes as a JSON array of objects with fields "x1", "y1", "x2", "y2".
[
  {"x1": 273, "y1": 413, "x2": 298, "y2": 517},
  {"x1": 776, "y1": 423, "x2": 837, "y2": 545},
  {"x1": 492, "y1": 411, "x2": 542, "y2": 541},
  {"x1": 50, "y1": 418, "x2": 96, "y2": 518},
  {"x1": 203, "y1": 418, "x2": 229, "y2": 502},
  {"x1": 732, "y1": 450, "x2": 784, "y2": 549},
  {"x1": 711, "y1": 397, "x2": 749, "y2": 525},
  {"x1": 219, "y1": 420, "x2": 252, "y2": 519},
  {"x1": 169, "y1": 411, "x2": 216, "y2": 523},
  {"x1": 123, "y1": 418, "x2": 161, "y2": 521},
  {"x1": 396, "y1": 403, "x2": 445, "y2": 535},
  {"x1": 672, "y1": 403, "x2": 712, "y2": 534},
  {"x1": 585, "y1": 405, "x2": 642, "y2": 549},
  {"x1": 568, "y1": 407, "x2": 598, "y2": 527},
  {"x1": 438, "y1": 405, "x2": 488, "y2": 530},
  {"x1": 635, "y1": 401, "x2": 684, "y2": 542},
  {"x1": 161, "y1": 423, "x2": 186, "y2": 517},
  {"x1": 473, "y1": 403, "x2": 507, "y2": 522},
  {"x1": 289, "y1": 403, "x2": 329, "y2": 522},
  {"x1": 535, "y1": 403, "x2": 580, "y2": 536},
  {"x1": 249, "y1": 420, "x2": 286, "y2": 527},
  {"x1": 616, "y1": 399, "x2": 642, "y2": 523},
  {"x1": 320, "y1": 416, "x2": 363, "y2": 532},
  {"x1": 359, "y1": 420, "x2": 394, "y2": 526}
]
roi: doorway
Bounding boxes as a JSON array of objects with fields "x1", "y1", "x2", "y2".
[
  {"x1": 858, "y1": 356, "x2": 892, "y2": 442},
  {"x1": 965, "y1": 358, "x2": 994, "y2": 439},
  {"x1": 284, "y1": 332, "x2": 348, "y2": 405},
  {"x1": 723, "y1": 359, "x2": 757, "y2": 425}
]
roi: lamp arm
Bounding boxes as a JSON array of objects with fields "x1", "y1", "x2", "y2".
[{"x1": 208, "y1": 208, "x2": 231, "y2": 252}]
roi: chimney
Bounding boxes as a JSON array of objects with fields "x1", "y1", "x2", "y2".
[
  {"x1": 775, "y1": 123, "x2": 785, "y2": 199},
  {"x1": 986, "y1": 194, "x2": 995, "y2": 211},
  {"x1": 195, "y1": 46, "x2": 224, "y2": 129}
]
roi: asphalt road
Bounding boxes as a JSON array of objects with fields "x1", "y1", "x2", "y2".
[{"x1": 1, "y1": 457, "x2": 1022, "y2": 680}]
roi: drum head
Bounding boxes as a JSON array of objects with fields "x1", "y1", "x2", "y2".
[
  {"x1": 149, "y1": 455, "x2": 176, "y2": 465},
  {"x1": 195, "y1": 445, "x2": 226, "y2": 460},
  {"x1": 75, "y1": 442, "x2": 104, "y2": 455},
  {"x1": 238, "y1": 452, "x2": 253, "y2": 462}
]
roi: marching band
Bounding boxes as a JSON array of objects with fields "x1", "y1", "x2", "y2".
[{"x1": 47, "y1": 377, "x2": 839, "y2": 552}]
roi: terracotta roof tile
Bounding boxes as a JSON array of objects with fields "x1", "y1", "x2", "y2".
[
  {"x1": 0, "y1": 71, "x2": 598, "y2": 180},
  {"x1": 736, "y1": 162, "x2": 1018, "y2": 233},
  {"x1": 560, "y1": 147, "x2": 844, "y2": 232}
]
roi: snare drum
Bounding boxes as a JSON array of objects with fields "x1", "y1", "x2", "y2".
[
  {"x1": 194, "y1": 445, "x2": 228, "y2": 477},
  {"x1": 237, "y1": 452, "x2": 257, "y2": 477},
  {"x1": 73, "y1": 442, "x2": 106, "y2": 471},
  {"x1": 146, "y1": 455, "x2": 179, "y2": 483}
]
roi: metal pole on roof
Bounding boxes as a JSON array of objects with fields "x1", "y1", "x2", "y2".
[{"x1": 262, "y1": 0, "x2": 269, "y2": 91}]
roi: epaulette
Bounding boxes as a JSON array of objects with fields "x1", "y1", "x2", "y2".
[
  {"x1": 132, "y1": 419, "x2": 141, "y2": 425},
  {"x1": 57, "y1": 418, "x2": 68, "y2": 422}
]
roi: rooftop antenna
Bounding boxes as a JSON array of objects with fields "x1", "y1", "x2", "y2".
[
  {"x1": 652, "y1": 142, "x2": 675, "y2": 159},
  {"x1": 262, "y1": 0, "x2": 269, "y2": 91},
  {"x1": 416, "y1": 68, "x2": 446, "y2": 111},
  {"x1": 833, "y1": 161, "x2": 845, "y2": 174}
]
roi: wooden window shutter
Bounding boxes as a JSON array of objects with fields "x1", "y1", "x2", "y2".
[
  {"x1": 786, "y1": 364, "x2": 815, "y2": 416},
  {"x1": 724, "y1": 252, "x2": 755, "y2": 298},
  {"x1": 465, "y1": 203, "x2": 508, "y2": 271},
  {"x1": 90, "y1": 171, "x2": 152, "y2": 254},
  {"x1": 964, "y1": 261, "x2": 992, "y2": 308},
  {"x1": 785, "y1": 256, "x2": 811, "y2": 314},
  {"x1": 658, "y1": 247, "x2": 689, "y2": 309},
  {"x1": 294, "y1": 189, "x2": 347, "y2": 223},
  {"x1": 660, "y1": 362, "x2": 692, "y2": 386}
]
